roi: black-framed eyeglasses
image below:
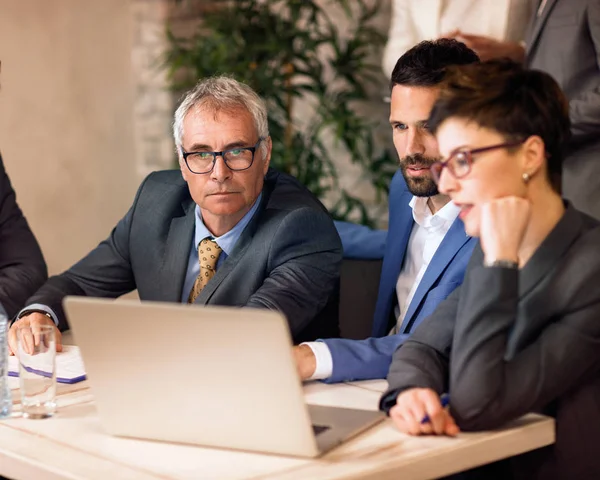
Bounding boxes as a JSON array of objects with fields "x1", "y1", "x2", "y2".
[
  {"x1": 181, "y1": 138, "x2": 264, "y2": 174},
  {"x1": 430, "y1": 140, "x2": 524, "y2": 184}
]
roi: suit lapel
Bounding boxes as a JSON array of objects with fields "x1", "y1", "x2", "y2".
[
  {"x1": 385, "y1": 195, "x2": 416, "y2": 291},
  {"x1": 506, "y1": 204, "x2": 582, "y2": 357},
  {"x1": 158, "y1": 198, "x2": 196, "y2": 302},
  {"x1": 399, "y1": 218, "x2": 471, "y2": 333},
  {"x1": 525, "y1": 0, "x2": 558, "y2": 57},
  {"x1": 371, "y1": 189, "x2": 414, "y2": 336},
  {"x1": 518, "y1": 203, "x2": 581, "y2": 299}
]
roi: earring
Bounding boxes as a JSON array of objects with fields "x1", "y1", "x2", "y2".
[{"x1": 522, "y1": 172, "x2": 531, "y2": 184}]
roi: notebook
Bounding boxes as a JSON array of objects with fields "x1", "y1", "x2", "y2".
[{"x1": 8, "y1": 345, "x2": 87, "y2": 384}]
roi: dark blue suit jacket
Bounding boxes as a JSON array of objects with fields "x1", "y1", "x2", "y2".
[{"x1": 326, "y1": 171, "x2": 476, "y2": 382}]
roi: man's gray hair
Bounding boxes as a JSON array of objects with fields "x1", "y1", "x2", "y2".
[{"x1": 173, "y1": 76, "x2": 269, "y2": 148}]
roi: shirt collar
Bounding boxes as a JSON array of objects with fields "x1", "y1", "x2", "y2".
[
  {"x1": 193, "y1": 192, "x2": 263, "y2": 256},
  {"x1": 409, "y1": 196, "x2": 460, "y2": 230}
]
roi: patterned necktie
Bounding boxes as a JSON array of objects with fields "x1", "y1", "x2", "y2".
[{"x1": 187, "y1": 238, "x2": 222, "y2": 304}]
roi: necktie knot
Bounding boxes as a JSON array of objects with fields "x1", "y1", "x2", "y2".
[{"x1": 188, "y1": 238, "x2": 222, "y2": 303}]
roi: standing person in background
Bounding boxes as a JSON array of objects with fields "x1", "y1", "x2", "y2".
[
  {"x1": 448, "y1": 0, "x2": 600, "y2": 219},
  {"x1": 382, "y1": 0, "x2": 536, "y2": 79},
  {"x1": 525, "y1": 0, "x2": 600, "y2": 220}
]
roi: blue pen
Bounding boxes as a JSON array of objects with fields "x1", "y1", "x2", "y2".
[{"x1": 421, "y1": 393, "x2": 450, "y2": 424}]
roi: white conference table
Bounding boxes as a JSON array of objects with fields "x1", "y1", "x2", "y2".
[{"x1": 0, "y1": 335, "x2": 555, "y2": 480}]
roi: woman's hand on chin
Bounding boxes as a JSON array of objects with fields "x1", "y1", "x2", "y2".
[{"x1": 480, "y1": 197, "x2": 531, "y2": 265}]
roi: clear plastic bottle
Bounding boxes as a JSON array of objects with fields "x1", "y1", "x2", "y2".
[{"x1": 0, "y1": 314, "x2": 12, "y2": 419}]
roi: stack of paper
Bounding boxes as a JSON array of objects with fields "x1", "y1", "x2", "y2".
[{"x1": 8, "y1": 345, "x2": 87, "y2": 384}]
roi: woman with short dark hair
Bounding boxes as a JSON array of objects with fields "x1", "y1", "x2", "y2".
[{"x1": 380, "y1": 60, "x2": 600, "y2": 479}]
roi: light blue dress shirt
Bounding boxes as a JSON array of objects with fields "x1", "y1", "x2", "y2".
[
  {"x1": 180, "y1": 193, "x2": 262, "y2": 302},
  {"x1": 21, "y1": 193, "x2": 263, "y2": 325}
]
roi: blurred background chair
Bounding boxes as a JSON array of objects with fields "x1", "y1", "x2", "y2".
[{"x1": 338, "y1": 259, "x2": 382, "y2": 340}]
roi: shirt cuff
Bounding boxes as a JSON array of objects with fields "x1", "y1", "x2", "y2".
[
  {"x1": 301, "y1": 341, "x2": 334, "y2": 380},
  {"x1": 16, "y1": 304, "x2": 59, "y2": 327}
]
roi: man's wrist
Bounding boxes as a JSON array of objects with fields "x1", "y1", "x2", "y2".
[
  {"x1": 15, "y1": 304, "x2": 59, "y2": 327},
  {"x1": 17, "y1": 309, "x2": 52, "y2": 320},
  {"x1": 300, "y1": 341, "x2": 334, "y2": 380},
  {"x1": 12, "y1": 309, "x2": 53, "y2": 327},
  {"x1": 296, "y1": 344, "x2": 317, "y2": 379}
]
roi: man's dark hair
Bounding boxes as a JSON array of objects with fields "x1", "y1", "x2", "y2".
[
  {"x1": 391, "y1": 39, "x2": 480, "y2": 88},
  {"x1": 428, "y1": 59, "x2": 570, "y2": 191}
]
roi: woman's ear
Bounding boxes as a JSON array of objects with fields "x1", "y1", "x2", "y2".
[{"x1": 521, "y1": 135, "x2": 546, "y2": 178}]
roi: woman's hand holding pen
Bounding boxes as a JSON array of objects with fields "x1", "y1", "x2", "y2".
[{"x1": 389, "y1": 388, "x2": 459, "y2": 436}]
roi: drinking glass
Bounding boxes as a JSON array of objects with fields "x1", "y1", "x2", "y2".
[{"x1": 16, "y1": 325, "x2": 57, "y2": 419}]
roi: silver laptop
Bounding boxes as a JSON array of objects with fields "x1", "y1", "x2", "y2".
[{"x1": 63, "y1": 297, "x2": 384, "y2": 457}]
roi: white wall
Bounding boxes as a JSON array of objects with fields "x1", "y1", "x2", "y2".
[{"x1": 0, "y1": 0, "x2": 139, "y2": 274}]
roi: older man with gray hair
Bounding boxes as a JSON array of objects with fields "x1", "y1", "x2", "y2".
[{"x1": 9, "y1": 76, "x2": 342, "y2": 352}]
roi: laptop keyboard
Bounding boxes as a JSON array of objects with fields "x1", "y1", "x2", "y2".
[{"x1": 312, "y1": 424, "x2": 331, "y2": 435}]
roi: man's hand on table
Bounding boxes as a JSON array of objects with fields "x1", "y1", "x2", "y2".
[
  {"x1": 292, "y1": 344, "x2": 317, "y2": 380},
  {"x1": 389, "y1": 388, "x2": 459, "y2": 437},
  {"x1": 8, "y1": 312, "x2": 63, "y2": 355}
]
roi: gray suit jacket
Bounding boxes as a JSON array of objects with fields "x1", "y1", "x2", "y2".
[
  {"x1": 26, "y1": 169, "x2": 342, "y2": 342},
  {"x1": 526, "y1": 0, "x2": 600, "y2": 219},
  {"x1": 381, "y1": 204, "x2": 600, "y2": 478}
]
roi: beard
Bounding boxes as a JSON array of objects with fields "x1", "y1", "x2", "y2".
[{"x1": 398, "y1": 153, "x2": 441, "y2": 197}]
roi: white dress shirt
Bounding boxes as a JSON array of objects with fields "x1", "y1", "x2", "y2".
[
  {"x1": 304, "y1": 197, "x2": 460, "y2": 380},
  {"x1": 391, "y1": 197, "x2": 460, "y2": 333}
]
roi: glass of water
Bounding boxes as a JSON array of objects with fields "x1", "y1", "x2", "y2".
[{"x1": 16, "y1": 325, "x2": 57, "y2": 419}]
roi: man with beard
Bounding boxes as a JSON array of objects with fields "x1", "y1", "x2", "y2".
[{"x1": 294, "y1": 39, "x2": 479, "y2": 383}]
